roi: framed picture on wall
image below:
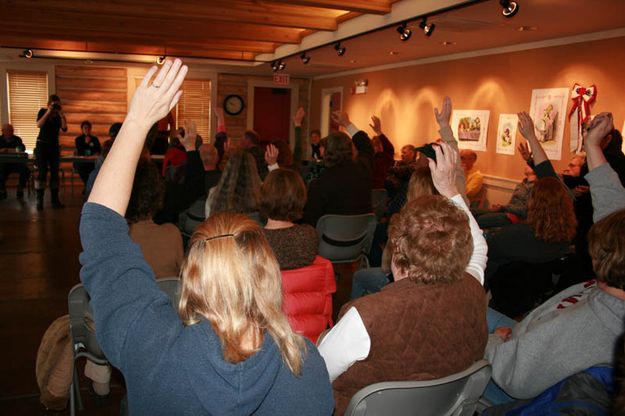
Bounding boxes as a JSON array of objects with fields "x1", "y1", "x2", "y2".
[
  {"x1": 529, "y1": 88, "x2": 569, "y2": 160},
  {"x1": 451, "y1": 109, "x2": 490, "y2": 152},
  {"x1": 496, "y1": 114, "x2": 518, "y2": 155}
]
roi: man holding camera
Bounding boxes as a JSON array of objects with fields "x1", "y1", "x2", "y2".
[{"x1": 36, "y1": 94, "x2": 67, "y2": 210}]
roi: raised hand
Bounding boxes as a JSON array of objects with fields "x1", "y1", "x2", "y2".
[
  {"x1": 517, "y1": 141, "x2": 532, "y2": 163},
  {"x1": 181, "y1": 120, "x2": 197, "y2": 151},
  {"x1": 517, "y1": 112, "x2": 538, "y2": 142},
  {"x1": 369, "y1": 115, "x2": 382, "y2": 135},
  {"x1": 293, "y1": 106, "x2": 305, "y2": 127},
  {"x1": 583, "y1": 112, "x2": 614, "y2": 149},
  {"x1": 127, "y1": 59, "x2": 188, "y2": 129},
  {"x1": 331, "y1": 111, "x2": 351, "y2": 128},
  {"x1": 427, "y1": 141, "x2": 459, "y2": 199},
  {"x1": 265, "y1": 143, "x2": 279, "y2": 166},
  {"x1": 214, "y1": 107, "x2": 225, "y2": 122},
  {"x1": 434, "y1": 96, "x2": 452, "y2": 128}
]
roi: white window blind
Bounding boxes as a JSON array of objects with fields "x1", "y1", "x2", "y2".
[
  {"x1": 7, "y1": 71, "x2": 49, "y2": 151},
  {"x1": 177, "y1": 79, "x2": 212, "y2": 142}
]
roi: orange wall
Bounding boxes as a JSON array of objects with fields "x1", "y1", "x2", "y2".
[{"x1": 310, "y1": 36, "x2": 625, "y2": 180}]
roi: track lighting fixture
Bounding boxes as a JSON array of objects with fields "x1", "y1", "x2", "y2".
[
  {"x1": 334, "y1": 42, "x2": 346, "y2": 56},
  {"x1": 500, "y1": 0, "x2": 519, "y2": 17},
  {"x1": 300, "y1": 52, "x2": 311, "y2": 64},
  {"x1": 156, "y1": 55, "x2": 166, "y2": 65},
  {"x1": 396, "y1": 22, "x2": 412, "y2": 41},
  {"x1": 271, "y1": 60, "x2": 286, "y2": 72},
  {"x1": 22, "y1": 49, "x2": 33, "y2": 59},
  {"x1": 419, "y1": 17, "x2": 435, "y2": 37}
]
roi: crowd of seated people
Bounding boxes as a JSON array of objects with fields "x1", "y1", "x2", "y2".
[{"x1": 61, "y1": 57, "x2": 625, "y2": 415}]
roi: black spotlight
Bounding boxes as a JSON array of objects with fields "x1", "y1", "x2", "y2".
[
  {"x1": 397, "y1": 22, "x2": 412, "y2": 41},
  {"x1": 278, "y1": 60, "x2": 286, "y2": 71},
  {"x1": 334, "y1": 42, "x2": 346, "y2": 56},
  {"x1": 156, "y1": 55, "x2": 166, "y2": 65},
  {"x1": 22, "y1": 49, "x2": 33, "y2": 59},
  {"x1": 271, "y1": 60, "x2": 279, "y2": 72},
  {"x1": 300, "y1": 52, "x2": 311, "y2": 64},
  {"x1": 500, "y1": 0, "x2": 519, "y2": 17},
  {"x1": 419, "y1": 17, "x2": 435, "y2": 37}
]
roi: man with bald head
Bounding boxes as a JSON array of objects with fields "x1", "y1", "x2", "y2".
[{"x1": 0, "y1": 123, "x2": 31, "y2": 199}]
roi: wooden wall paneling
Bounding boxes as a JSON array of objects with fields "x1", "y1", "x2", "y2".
[{"x1": 55, "y1": 65, "x2": 127, "y2": 156}]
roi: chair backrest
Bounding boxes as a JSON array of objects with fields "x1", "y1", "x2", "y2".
[
  {"x1": 68, "y1": 278, "x2": 182, "y2": 361},
  {"x1": 371, "y1": 189, "x2": 388, "y2": 220},
  {"x1": 344, "y1": 360, "x2": 492, "y2": 416},
  {"x1": 316, "y1": 213, "x2": 377, "y2": 264},
  {"x1": 281, "y1": 256, "x2": 336, "y2": 343}
]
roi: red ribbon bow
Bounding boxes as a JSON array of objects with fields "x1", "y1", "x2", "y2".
[{"x1": 568, "y1": 83, "x2": 597, "y2": 123}]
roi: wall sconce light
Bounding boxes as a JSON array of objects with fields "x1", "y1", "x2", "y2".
[
  {"x1": 22, "y1": 49, "x2": 33, "y2": 59},
  {"x1": 156, "y1": 55, "x2": 166, "y2": 65},
  {"x1": 397, "y1": 22, "x2": 412, "y2": 41},
  {"x1": 300, "y1": 52, "x2": 311, "y2": 64},
  {"x1": 352, "y1": 79, "x2": 368, "y2": 95},
  {"x1": 500, "y1": 0, "x2": 519, "y2": 17},
  {"x1": 334, "y1": 42, "x2": 346, "y2": 56},
  {"x1": 419, "y1": 17, "x2": 436, "y2": 37}
]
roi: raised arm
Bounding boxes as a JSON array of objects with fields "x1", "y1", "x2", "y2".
[
  {"x1": 428, "y1": 142, "x2": 487, "y2": 284},
  {"x1": 370, "y1": 115, "x2": 394, "y2": 157},
  {"x1": 434, "y1": 96, "x2": 468, "y2": 203},
  {"x1": 517, "y1": 112, "x2": 548, "y2": 166},
  {"x1": 88, "y1": 59, "x2": 188, "y2": 215},
  {"x1": 293, "y1": 106, "x2": 305, "y2": 167},
  {"x1": 583, "y1": 112, "x2": 625, "y2": 221}
]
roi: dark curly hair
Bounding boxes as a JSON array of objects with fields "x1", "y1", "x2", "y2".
[
  {"x1": 125, "y1": 160, "x2": 165, "y2": 224},
  {"x1": 588, "y1": 209, "x2": 625, "y2": 289},
  {"x1": 526, "y1": 177, "x2": 576, "y2": 243},
  {"x1": 209, "y1": 150, "x2": 261, "y2": 215}
]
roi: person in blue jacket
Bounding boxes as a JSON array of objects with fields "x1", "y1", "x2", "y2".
[{"x1": 79, "y1": 58, "x2": 334, "y2": 415}]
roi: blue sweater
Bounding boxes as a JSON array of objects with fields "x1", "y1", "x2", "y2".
[{"x1": 79, "y1": 203, "x2": 334, "y2": 415}]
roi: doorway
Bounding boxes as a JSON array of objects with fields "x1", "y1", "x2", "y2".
[{"x1": 252, "y1": 87, "x2": 291, "y2": 144}]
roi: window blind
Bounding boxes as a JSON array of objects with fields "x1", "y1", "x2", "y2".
[{"x1": 7, "y1": 71, "x2": 49, "y2": 151}]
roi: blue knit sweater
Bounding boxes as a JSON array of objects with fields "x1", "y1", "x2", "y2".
[{"x1": 79, "y1": 202, "x2": 334, "y2": 415}]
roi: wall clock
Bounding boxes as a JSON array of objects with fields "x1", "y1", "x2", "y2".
[{"x1": 223, "y1": 94, "x2": 244, "y2": 116}]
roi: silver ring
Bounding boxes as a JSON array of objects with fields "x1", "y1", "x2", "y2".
[{"x1": 153, "y1": 84, "x2": 161, "y2": 88}]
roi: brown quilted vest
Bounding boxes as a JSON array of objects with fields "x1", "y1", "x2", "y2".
[{"x1": 332, "y1": 274, "x2": 487, "y2": 415}]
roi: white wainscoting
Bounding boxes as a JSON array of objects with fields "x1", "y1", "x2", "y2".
[{"x1": 483, "y1": 174, "x2": 520, "y2": 207}]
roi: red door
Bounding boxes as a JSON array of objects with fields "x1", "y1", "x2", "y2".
[{"x1": 253, "y1": 87, "x2": 291, "y2": 144}]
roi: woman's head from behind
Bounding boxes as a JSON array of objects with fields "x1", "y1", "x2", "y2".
[
  {"x1": 588, "y1": 209, "x2": 625, "y2": 289},
  {"x1": 324, "y1": 132, "x2": 353, "y2": 168},
  {"x1": 388, "y1": 195, "x2": 472, "y2": 284},
  {"x1": 210, "y1": 150, "x2": 261, "y2": 214},
  {"x1": 125, "y1": 160, "x2": 164, "y2": 224},
  {"x1": 179, "y1": 212, "x2": 305, "y2": 373},
  {"x1": 260, "y1": 168, "x2": 307, "y2": 222},
  {"x1": 526, "y1": 177, "x2": 576, "y2": 243},
  {"x1": 407, "y1": 166, "x2": 438, "y2": 201}
]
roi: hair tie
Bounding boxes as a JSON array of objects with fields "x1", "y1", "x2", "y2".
[{"x1": 204, "y1": 233, "x2": 235, "y2": 242}]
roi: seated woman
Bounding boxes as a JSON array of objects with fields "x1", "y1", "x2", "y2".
[
  {"x1": 485, "y1": 113, "x2": 577, "y2": 289},
  {"x1": 80, "y1": 59, "x2": 333, "y2": 415},
  {"x1": 352, "y1": 165, "x2": 439, "y2": 299},
  {"x1": 205, "y1": 149, "x2": 261, "y2": 220},
  {"x1": 74, "y1": 120, "x2": 101, "y2": 185},
  {"x1": 484, "y1": 112, "x2": 625, "y2": 406},
  {"x1": 302, "y1": 128, "x2": 372, "y2": 226},
  {"x1": 318, "y1": 142, "x2": 487, "y2": 415},
  {"x1": 126, "y1": 159, "x2": 183, "y2": 278},
  {"x1": 260, "y1": 168, "x2": 317, "y2": 270}
]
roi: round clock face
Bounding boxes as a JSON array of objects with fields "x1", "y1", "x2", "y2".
[{"x1": 224, "y1": 94, "x2": 244, "y2": 115}]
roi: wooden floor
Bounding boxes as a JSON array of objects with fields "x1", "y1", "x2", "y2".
[{"x1": 0, "y1": 185, "x2": 355, "y2": 415}]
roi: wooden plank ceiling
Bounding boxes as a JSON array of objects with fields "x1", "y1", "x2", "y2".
[{"x1": 0, "y1": 0, "x2": 396, "y2": 62}]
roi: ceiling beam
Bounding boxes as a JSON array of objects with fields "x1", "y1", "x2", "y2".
[
  {"x1": 2, "y1": 0, "x2": 342, "y2": 31},
  {"x1": 266, "y1": 0, "x2": 392, "y2": 14}
]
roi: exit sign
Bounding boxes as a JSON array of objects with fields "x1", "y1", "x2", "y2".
[{"x1": 273, "y1": 73, "x2": 290, "y2": 86}]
